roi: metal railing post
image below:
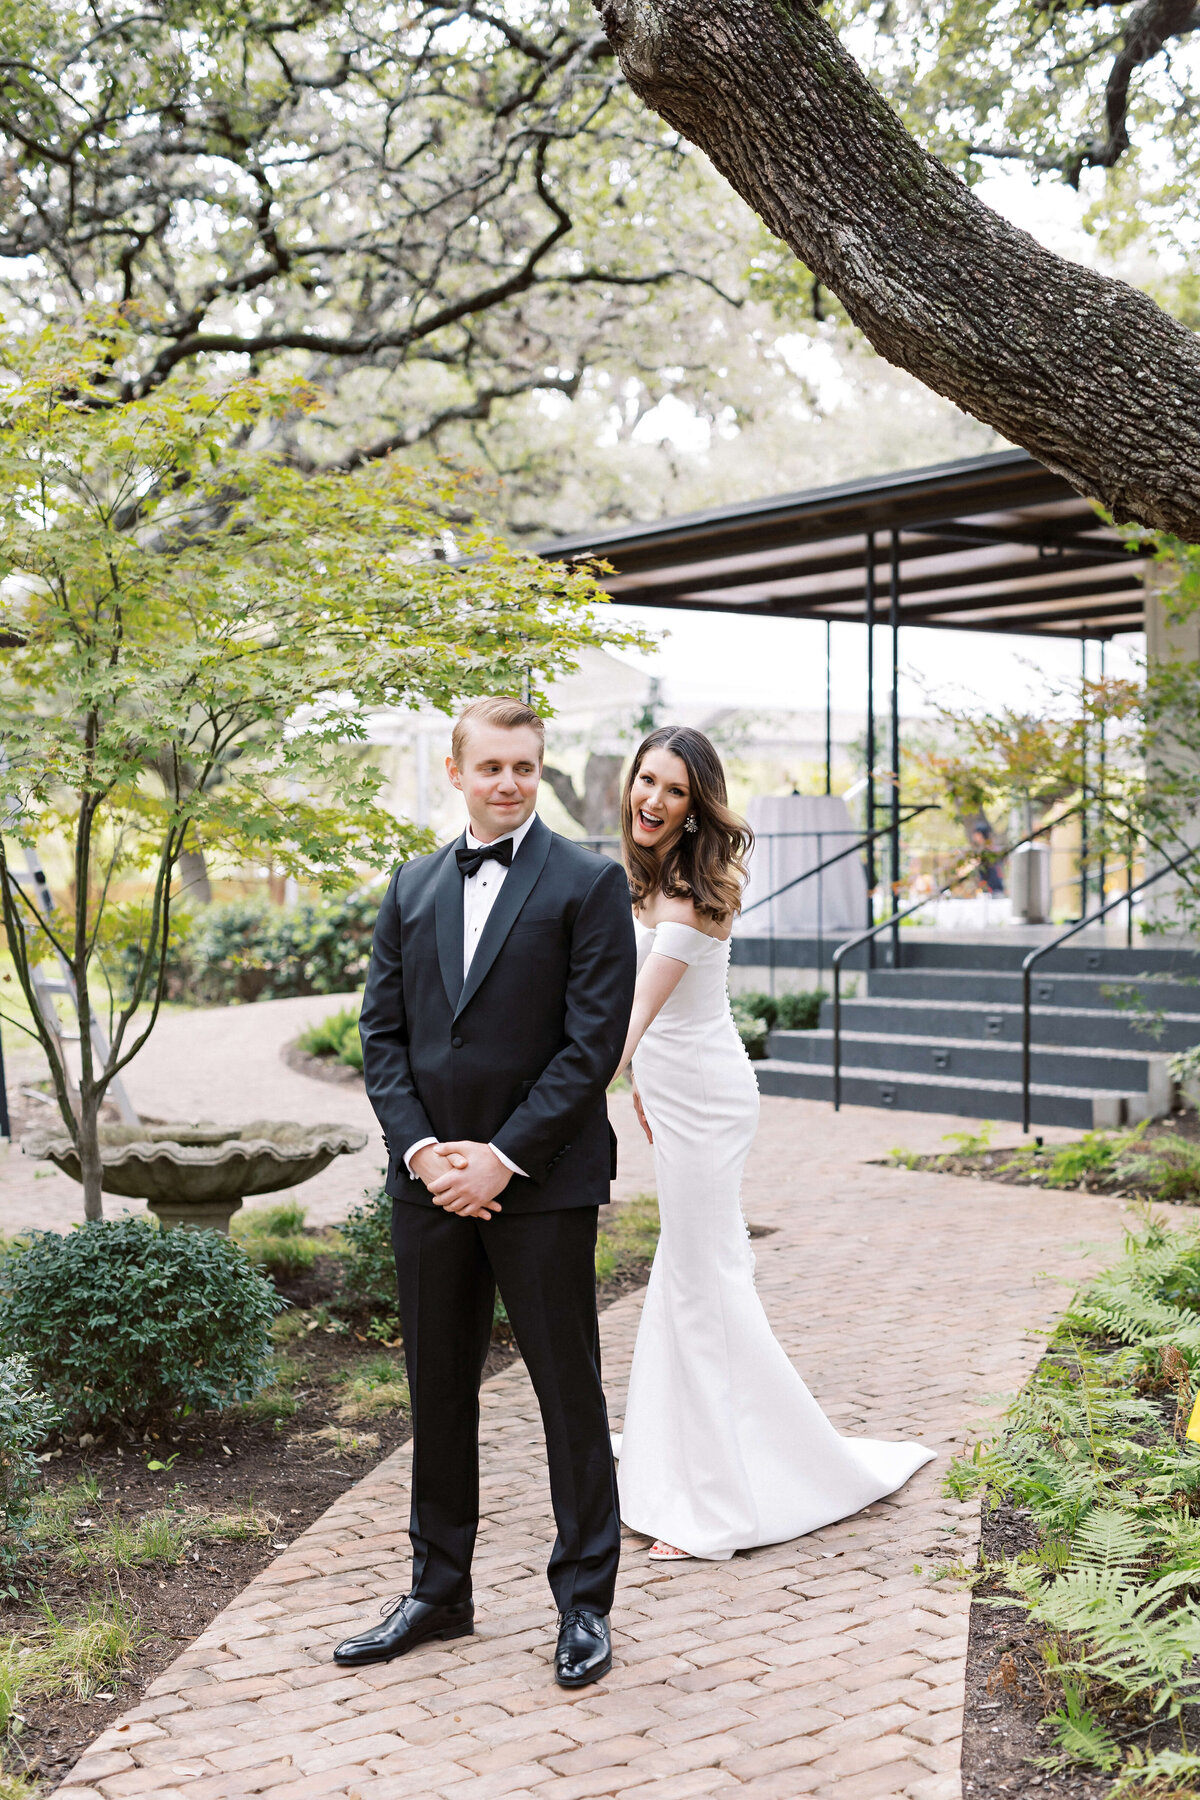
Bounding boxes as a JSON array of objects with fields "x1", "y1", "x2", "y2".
[
  {"x1": 832, "y1": 954, "x2": 843, "y2": 1111},
  {"x1": 889, "y1": 529, "x2": 901, "y2": 970}
]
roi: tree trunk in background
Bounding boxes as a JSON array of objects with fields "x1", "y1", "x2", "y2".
[
  {"x1": 591, "y1": 0, "x2": 1200, "y2": 541},
  {"x1": 177, "y1": 846, "x2": 212, "y2": 905},
  {"x1": 543, "y1": 754, "x2": 626, "y2": 836}
]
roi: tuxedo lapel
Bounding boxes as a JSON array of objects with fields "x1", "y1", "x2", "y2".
[
  {"x1": 434, "y1": 838, "x2": 466, "y2": 1013},
  {"x1": 454, "y1": 815, "x2": 553, "y2": 1022}
]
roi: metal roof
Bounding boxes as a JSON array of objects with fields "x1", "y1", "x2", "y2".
[{"x1": 538, "y1": 449, "x2": 1146, "y2": 639}]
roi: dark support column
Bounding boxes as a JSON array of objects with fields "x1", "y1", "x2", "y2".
[
  {"x1": 1098, "y1": 638, "x2": 1107, "y2": 913},
  {"x1": 889, "y1": 530, "x2": 902, "y2": 968},
  {"x1": 0, "y1": 1024, "x2": 9, "y2": 1140},
  {"x1": 1080, "y1": 637, "x2": 1089, "y2": 920},
  {"x1": 824, "y1": 620, "x2": 832, "y2": 797},
  {"x1": 864, "y1": 533, "x2": 876, "y2": 938}
]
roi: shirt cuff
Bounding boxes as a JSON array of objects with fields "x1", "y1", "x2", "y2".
[
  {"x1": 489, "y1": 1143, "x2": 527, "y2": 1179},
  {"x1": 403, "y1": 1137, "x2": 438, "y2": 1178}
]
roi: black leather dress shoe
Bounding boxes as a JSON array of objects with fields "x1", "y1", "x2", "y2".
[
  {"x1": 332, "y1": 1594, "x2": 474, "y2": 1667},
  {"x1": 554, "y1": 1608, "x2": 611, "y2": 1688}
]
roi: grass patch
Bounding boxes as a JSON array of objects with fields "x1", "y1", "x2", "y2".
[
  {"x1": 60, "y1": 1510, "x2": 189, "y2": 1576},
  {"x1": 234, "y1": 1202, "x2": 321, "y2": 1282},
  {"x1": 301, "y1": 1425, "x2": 380, "y2": 1457},
  {"x1": 190, "y1": 1505, "x2": 276, "y2": 1543},
  {"x1": 332, "y1": 1353, "x2": 409, "y2": 1424},
  {"x1": 949, "y1": 1213, "x2": 1200, "y2": 1792},
  {"x1": 0, "y1": 1770, "x2": 41, "y2": 1799},
  {"x1": 0, "y1": 1596, "x2": 145, "y2": 1724},
  {"x1": 231, "y1": 1351, "x2": 305, "y2": 1423},
  {"x1": 595, "y1": 1194, "x2": 660, "y2": 1284},
  {"x1": 29, "y1": 1477, "x2": 101, "y2": 1556}
]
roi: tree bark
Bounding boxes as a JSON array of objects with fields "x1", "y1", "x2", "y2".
[
  {"x1": 591, "y1": 0, "x2": 1200, "y2": 540},
  {"x1": 77, "y1": 1090, "x2": 104, "y2": 1223}
]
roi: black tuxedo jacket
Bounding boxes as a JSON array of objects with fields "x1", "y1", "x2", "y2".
[{"x1": 359, "y1": 816, "x2": 637, "y2": 1213}]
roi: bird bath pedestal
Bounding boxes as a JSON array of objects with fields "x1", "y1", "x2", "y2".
[{"x1": 26, "y1": 1120, "x2": 368, "y2": 1232}]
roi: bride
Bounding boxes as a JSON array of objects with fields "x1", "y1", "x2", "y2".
[{"x1": 613, "y1": 725, "x2": 934, "y2": 1563}]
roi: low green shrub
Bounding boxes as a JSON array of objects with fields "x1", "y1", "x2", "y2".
[
  {"x1": 1119, "y1": 1134, "x2": 1200, "y2": 1202},
  {"x1": 735, "y1": 988, "x2": 828, "y2": 1032},
  {"x1": 337, "y1": 1189, "x2": 399, "y2": 1327},
  {"x1": 121, "y1": 886, "x2": 381, "y2": 1006},
  {"x1": 731, "y1": 987, "x2": 828, "y2": 1055},
  {"x1": 729, "y1": 995, "x2": 770, "y2": 1059},
  {"x1": 0, "y1": 1218, "x2": 279, "y2": 1430},
  {"x1": 0, "y1": 1356, "x2": 58, "y2": 1564},
  {"x1": 297, "y1": 1004, "x2": 363, "y2": 1070},
  {"x1": 1046, "y1": 1128, "x2": 1126, "y2": 1186}
]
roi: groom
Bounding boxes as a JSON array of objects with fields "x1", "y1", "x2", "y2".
[{"x1": 333, "y1": 695, "x2": 636, "y2": 1688}]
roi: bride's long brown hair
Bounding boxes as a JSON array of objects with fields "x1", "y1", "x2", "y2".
[{"x1": 621, "y1": 726, "x2": 753, "y2": 923}]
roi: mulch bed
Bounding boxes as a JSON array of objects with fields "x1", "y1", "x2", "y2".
[
  {"x1": 883, "y1": 1107, "x2": 1200, "y2": 1201},
  {"x1": 962, "y1": 1502, "x2": 1110, "y2": 1800},
  {"x1": 280, "y1": 1041, "x2": 361, "y2": 1088}
]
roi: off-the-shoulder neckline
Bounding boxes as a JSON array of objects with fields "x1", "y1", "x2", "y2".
[{"x1": 634, "y1": 916, "x2": 732, "y2": 946}]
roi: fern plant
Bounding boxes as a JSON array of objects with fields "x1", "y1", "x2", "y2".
[{"x1": 949, "y1": 1215, "x2": 1200, "y2": 1794}]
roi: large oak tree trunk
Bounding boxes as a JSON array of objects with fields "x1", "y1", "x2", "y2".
[{"x1": 592, "y1": 0, "x2": 1200, "y2": 540}]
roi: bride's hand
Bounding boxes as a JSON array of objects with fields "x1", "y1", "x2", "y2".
[{"x1": 631, "y1": 1081, "x2": 653, "y2": 1145}]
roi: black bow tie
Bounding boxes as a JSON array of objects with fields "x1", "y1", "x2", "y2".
[{"x1": 456, "y1": 838, "x2": 514, "y2": 879}]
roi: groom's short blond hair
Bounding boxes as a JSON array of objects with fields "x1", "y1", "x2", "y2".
[{"x1": 451, "y1": 695, "x2": 545, "y2": 765}]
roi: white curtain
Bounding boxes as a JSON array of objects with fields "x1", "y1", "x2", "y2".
[{"x1": 736, "y1": 795, "x2": 868, "y2": 936}]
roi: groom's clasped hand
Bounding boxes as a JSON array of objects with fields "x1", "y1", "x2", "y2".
[{"x1": 409, "y1": 1139, "x2": 507, "y2": 1219}]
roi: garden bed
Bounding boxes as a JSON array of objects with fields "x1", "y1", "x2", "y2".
[
  {"x1": 955, "y1": 1220, "x2": 1200, "y2": 1799},
  {"x1": 1, "y1": 1194, "x2": 662, "y2": 1794},
  {"x1": 884, "y1": 1109, "x2": 1200, "y2": 1205}
]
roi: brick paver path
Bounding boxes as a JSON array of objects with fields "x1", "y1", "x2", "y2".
[{"x1": 55, "y1": 1095, "x2": 1127, "y2": 1800}]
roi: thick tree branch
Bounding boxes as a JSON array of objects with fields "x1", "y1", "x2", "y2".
[{"x1": 592, "y1": 0, "x2": 1200, "y2": 539}]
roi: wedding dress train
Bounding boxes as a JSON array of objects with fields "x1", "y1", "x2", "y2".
[{"x1": 615, "y1": 918, "x2": 934, "y2": 1561}]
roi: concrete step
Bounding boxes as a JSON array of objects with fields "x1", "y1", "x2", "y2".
[
  {"x1": 816, "y1": 995, "x2": 1200, "y2": 1054},
  {"x1": 753, "y1": 1059, "x2": 1122, "y2": 1130},
  {"x1": 879, "y1": 940, "x2": 1198, "y2": 978},
  {"x1": 731, "y1": 934, "x2": 1200, "y2": 979},
  {"x1": 767, "y1": 1027, "x2": 1171, "y2": 1096},
  {"x1": 864, "y1": 968, "x2": 1200, "y2": 1013}
]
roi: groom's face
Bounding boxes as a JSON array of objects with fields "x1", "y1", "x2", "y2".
[{"x1": 446, "y1": 723, "x2": 543, "y2": 843}]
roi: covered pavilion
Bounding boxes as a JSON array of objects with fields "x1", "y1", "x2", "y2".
[{"x1": 538, "y1": 446, "x2": 1150, "y2": 922}]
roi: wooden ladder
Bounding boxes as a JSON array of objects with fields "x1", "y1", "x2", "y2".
[{"x1": 17, "y1": 848, "x2": 138, "y2": 1126}]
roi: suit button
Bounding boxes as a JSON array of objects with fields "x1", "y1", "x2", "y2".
[{"x1": 451, "y1": 1035, "x2": 463, "y2": 1048}]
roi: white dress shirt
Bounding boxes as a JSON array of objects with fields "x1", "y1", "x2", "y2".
[{"x1": 403, "y1": 812, "x2": 537, "y2": 1183}]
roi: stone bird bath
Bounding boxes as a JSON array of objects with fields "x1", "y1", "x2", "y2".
[{"x1": 25, "y1": 1120, "x2": 368, "y2": 1232}]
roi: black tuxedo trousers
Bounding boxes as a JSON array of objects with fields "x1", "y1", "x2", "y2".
[{"x1": 392, "y1": 1200, "x2": 620, "y2": 1614}]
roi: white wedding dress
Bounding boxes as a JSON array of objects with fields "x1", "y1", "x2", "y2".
[{"x1": 615, "y1": 917, "x2": 935, "y2": 1560}]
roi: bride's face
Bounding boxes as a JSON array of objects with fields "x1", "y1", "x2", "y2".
[{"x1": 630, "y1": 748, "x2": 691, "y2": 854}]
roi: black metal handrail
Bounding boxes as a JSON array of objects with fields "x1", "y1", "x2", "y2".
[
  {"x1": 830, "y1": 799, "x2": 1093, "y2": 1110},
  {"x1": 739, "y1": 804, "x2": 940, "y2": 920},
  {"x1": 1019, "y1": 840, "x2": 1200, "y2": 1130}
]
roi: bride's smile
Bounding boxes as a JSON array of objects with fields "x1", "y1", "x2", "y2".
[{"x1": 630, "y1": 748, "x2": 691, "y2": 850}]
